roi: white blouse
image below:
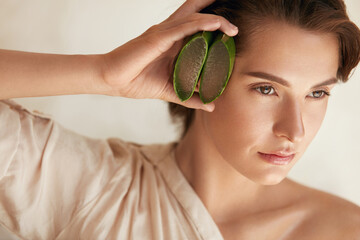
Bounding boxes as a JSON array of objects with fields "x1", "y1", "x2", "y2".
[{"x1": 0, "y1": 99, "x2": 224, "y2": 240}]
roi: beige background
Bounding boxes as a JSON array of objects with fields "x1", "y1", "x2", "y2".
[{"x1": 1, "y1": 0, "x2": 360, "y2": 238}]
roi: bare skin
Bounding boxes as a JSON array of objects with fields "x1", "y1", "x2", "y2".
[
  {"x1": 215, "y1": 179, "x2": 360, "y2": 239},
  {"x1": 174, "y1": 21, "x2": 360, "y2": 239}
]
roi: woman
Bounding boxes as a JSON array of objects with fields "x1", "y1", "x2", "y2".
[{"x1": 0, "y1": 0, "x2": 360, "y2": 239}]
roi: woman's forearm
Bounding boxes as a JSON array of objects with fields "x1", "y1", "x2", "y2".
[
  {"x1": 0, "y1": 7, "x2": 237, "y2": 111},
  {"x1": 0, "y1": 49, "x2": 113, "y2": 100}
]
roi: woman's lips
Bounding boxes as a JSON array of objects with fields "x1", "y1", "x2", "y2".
[{"x1": 258, "y1": 152, "x2": 295, "y2": 165}]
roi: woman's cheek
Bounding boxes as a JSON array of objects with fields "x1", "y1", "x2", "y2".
[
  {"x1": 302, "y1": 100, "x2": 329, "y2": 142},
  {"x1": 208, "y1": 92, "x2": 276, "y2": 146}
]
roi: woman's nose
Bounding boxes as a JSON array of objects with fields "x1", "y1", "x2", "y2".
[{"x1": 272, "y1": 98, "x2": 305, "y2": 143}]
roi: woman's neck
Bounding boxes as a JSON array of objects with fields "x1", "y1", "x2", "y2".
[{"x1": 174, "y1": 110, "x2": 268, "y2": 223}]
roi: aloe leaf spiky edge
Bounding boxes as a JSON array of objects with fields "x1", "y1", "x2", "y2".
[
  {"x1": 173, "y1": 31, "x2": 214, "y2": 102},
  {"x1": 199, "y1": 33, "x2": 236, "y2": 104}
]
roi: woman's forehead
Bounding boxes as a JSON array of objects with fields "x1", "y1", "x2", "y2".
[
  {"x1": 241, "y1": 22, "x2": 339, "y2": 59},
  {"x1": 233, "y1": 22, "x2": 339, "y2": 86}
]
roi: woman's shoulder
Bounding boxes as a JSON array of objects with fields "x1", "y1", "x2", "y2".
[{"x1": 286, "y1": 178, "x2": 360, "y2": 239}]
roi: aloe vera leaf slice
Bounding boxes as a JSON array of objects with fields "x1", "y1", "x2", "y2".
[
  {"x1": 199, "y1": 33, "x2": 236, "y2": 104},
  {"x1": 173, "y1": 31, "x2": 214, "y2": 102}
]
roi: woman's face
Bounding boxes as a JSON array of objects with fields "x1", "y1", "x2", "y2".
[{"x1": 200, "y1": 22, "x2": 339, "y2": 185}]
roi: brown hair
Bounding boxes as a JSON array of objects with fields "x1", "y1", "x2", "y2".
[{"x1": 169, "y1": 0, "x2": 360, "y2": 139}]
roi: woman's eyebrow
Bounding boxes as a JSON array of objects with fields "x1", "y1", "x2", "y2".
[
  {"x1": 244, "y1": 71, "x2": 338, "y2": 88},
  {"x1": 244, "y1": 71, "x2": 290, "y2": 86},
  {"x1": 311, "y1": 78, "x2": 338, "y2": 88}
]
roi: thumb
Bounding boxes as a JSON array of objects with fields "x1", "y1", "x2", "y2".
[{"x1": 160, "y1": 82, "x2": 215, "y2": 112}]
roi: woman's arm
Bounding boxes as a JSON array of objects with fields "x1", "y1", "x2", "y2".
[
  {"x1": 0, "y1": 50, "x2": 110, "y2": 99},
  {"x1": 0, "y1": 0, "x2": 237, "y2": 238},
  {"x1": 0, "y1": 0, "x2": 238, "y2": 112}
]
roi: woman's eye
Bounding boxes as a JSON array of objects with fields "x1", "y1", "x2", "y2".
[
  {"x1": 307, "y1": 90, "x2": 330, "y2": 99},
  {"x1": 255, "y1": 86, "x2": 276, "y2": 95}
]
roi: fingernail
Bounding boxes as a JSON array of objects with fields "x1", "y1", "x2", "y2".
[
  {"x1": 231, "y1": 25, "x2": 238, "y2": 34},
  {"x1": 203, "y1": 104, "x2": 215, "y2": 112}
]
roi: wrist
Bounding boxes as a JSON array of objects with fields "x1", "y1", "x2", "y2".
[{"x1": 87, "y1": 54, "x2": 117, "y2": 96}]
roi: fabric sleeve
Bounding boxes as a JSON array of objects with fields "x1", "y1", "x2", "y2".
[{"x1": 0, "y1": 99, "x2": 123, "y2": 239}]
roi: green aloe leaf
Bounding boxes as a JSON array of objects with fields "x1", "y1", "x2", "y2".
[
  {"x1": 173, "y1": 31, "x2": 214, "y2": 102},
  {"x1": 199, "y1": 33, "x2": 236, "y2": 104}
]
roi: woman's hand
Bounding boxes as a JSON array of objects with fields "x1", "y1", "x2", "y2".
[{"x1": 102, "y1": 0, "x2": 238, "y2": 112}]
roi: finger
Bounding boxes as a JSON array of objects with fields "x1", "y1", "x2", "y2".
[
  {"x1": 163, "y1": 13, "x2": 238, "y2": 36},
  {"x1": 156, "y1": 14, "x2": 238, "y2": 52},
  {"x1": 156, "y1": 14, "x2": 238, "y2": 51},
  {"x1": 159, "y1": 82, "x2": 215, "y2": 112},
  {"x1": 167, "y1": 0, "x2": 216, "y2": 21}
]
